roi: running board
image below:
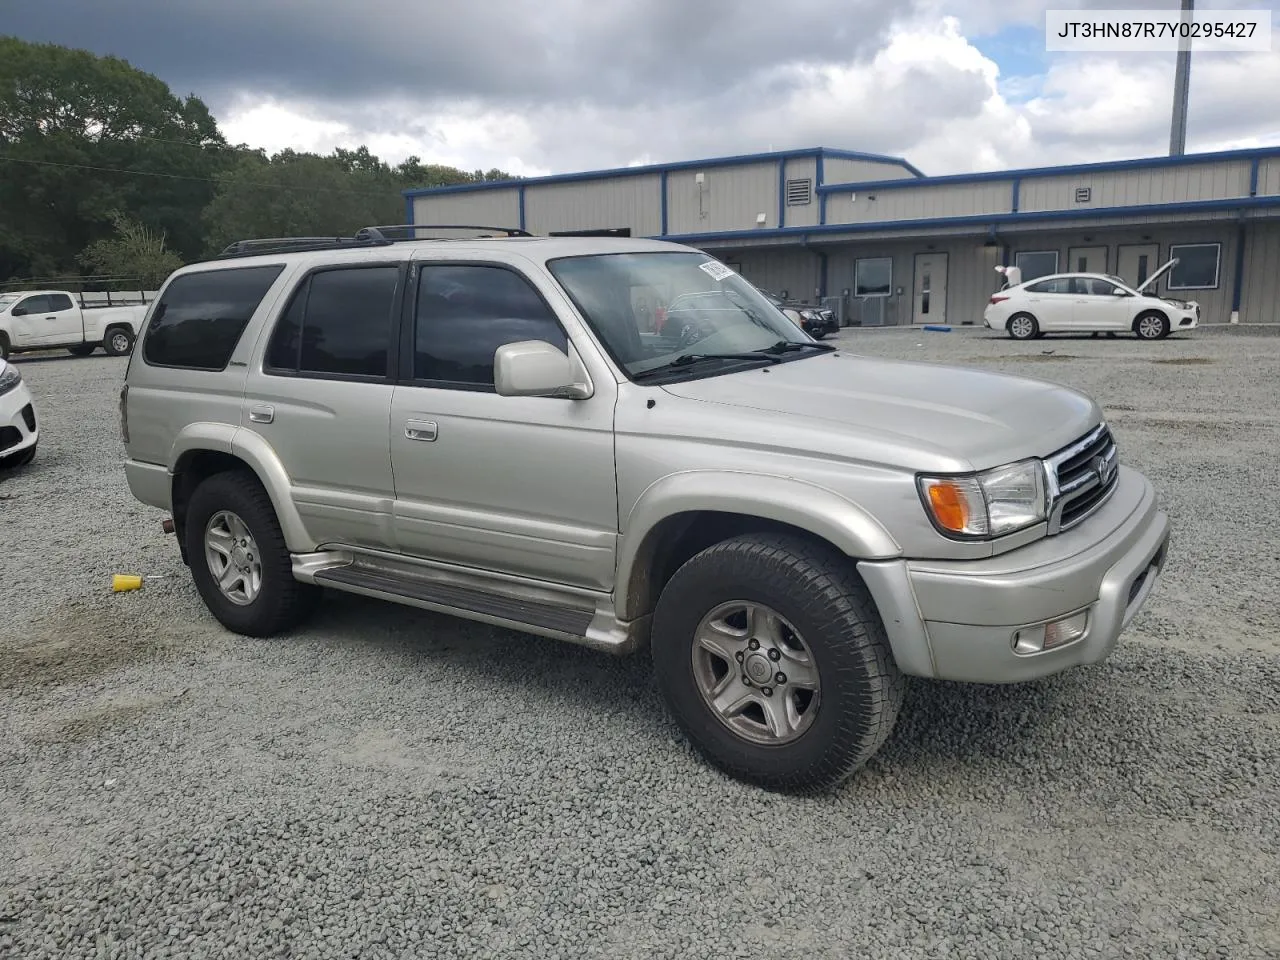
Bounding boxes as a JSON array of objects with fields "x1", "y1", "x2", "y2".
[{"x1": 292, "y1": 551, "x2": 645, "y2": 655}]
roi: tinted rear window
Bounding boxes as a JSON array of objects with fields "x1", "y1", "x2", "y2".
[{"x1": 143, "y1": 265, "x2": 284, "y2": 370}]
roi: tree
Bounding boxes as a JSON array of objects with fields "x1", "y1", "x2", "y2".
[
  {"x1": 201, "y1": 150, "x2": 403, "y2": 252},
  {"x1": 77, "y1": 212, "x2": 184, "y2": 287},
  {"x1": 0, "y1": 36, "x2": 233, "y2": 278}
]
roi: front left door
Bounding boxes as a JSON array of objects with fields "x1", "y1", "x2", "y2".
[
  {"x1": 1070, "y1": 277, "x2": 1132, "y2": 331},
  {"x1": 389, "y1": 259, "x2": 619, "y2": 591}
]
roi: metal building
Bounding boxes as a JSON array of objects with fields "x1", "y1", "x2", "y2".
[{"x1": 404, "y1": 145, "x2": 1280, "y2": 327}]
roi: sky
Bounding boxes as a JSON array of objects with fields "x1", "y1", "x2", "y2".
[{"x1": 6, "y1": 0, "x2": 1280, "y2": 178}]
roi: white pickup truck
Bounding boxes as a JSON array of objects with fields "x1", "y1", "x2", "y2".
[{"x1": 0, "y1": 289, "x2": 151, "y2": 360}]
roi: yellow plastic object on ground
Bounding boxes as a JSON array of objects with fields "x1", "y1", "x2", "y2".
[{"x1": 111, "y1": 574, "x2": 143, "y2": 592}]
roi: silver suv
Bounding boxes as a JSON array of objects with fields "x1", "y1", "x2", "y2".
[{"x1": 121, "y1": 225, "x2": 1171, "y2": 791}]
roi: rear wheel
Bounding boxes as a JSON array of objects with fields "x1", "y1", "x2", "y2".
[
  {"x1": 0, "y1": 333, "x2": 10, "y2": 361},
  {"x1": 651, "y1": 532, "x2": 905, "y2": 792},
  {"x1": 1007, "y1": 313, "x2": 1039, "y2": 341},
  {"x1": 103, "y1": 326, "x2": 135, "y2": 356},
  {"x1": 1135, "y1": 311, "x2": 1169, "y2": 341},
  {"x1": 184, "y1": 470, "x2": 320, "y2": 636}
]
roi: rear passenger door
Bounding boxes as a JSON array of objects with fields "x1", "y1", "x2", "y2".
[
  {"x1": 44, "y1": 293, "x2": 82, "y2": 344},
  {"x1": 388, "y1": 258, "x2": 618, "y2": 591},
  {"x1": 243, "y1": 262, "x2": 404, "y2": 551},
  {"x1": 1021, "y1": 277, "x2": 1073, "y2": 331}
]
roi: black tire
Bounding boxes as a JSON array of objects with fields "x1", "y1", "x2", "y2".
[
  {"x1": 1007, "y1": 312, "x2": 1039, "y2": 341},
  {"x1": 1134, "y1": 311, "x2": 1169, "y2": 341},
  {"x1": 67, "y1": 343, "x2": 97, "y2": 357},
  {"x1": 651, "y1": 532, "x2": 905, "y2": 792},
  {"x1": 0, "y1": 333, "x2": 10, "y2": 361},
  {"x1": 184, "y1": 469, "x2": 321, "y2": 637},
  {"x1": 1, "y1": 443, "x2": 35, "y2": 469},
  {"x1": 103, "y1": 326, "x2": 135, "y2": 357}
]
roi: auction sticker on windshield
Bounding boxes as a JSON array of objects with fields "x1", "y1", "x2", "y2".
[{"x1": 698, "y1": 260, "x2": 736, "y2": 282}]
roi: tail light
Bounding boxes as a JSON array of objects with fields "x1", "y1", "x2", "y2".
[
  {"x1": 119, "y1": 384, "x2": 129, "y2": 444},
  {"x1": 989, "y1": 295, "x2": 1009, "y2": 305}
]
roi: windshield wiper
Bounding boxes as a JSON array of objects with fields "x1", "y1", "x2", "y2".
[
  {"x1": 760, "y1": 340, "x2": 837, "y2": 354},
  {"x1": 632, "y1": 341, "x2": 835, "y2": 381}
]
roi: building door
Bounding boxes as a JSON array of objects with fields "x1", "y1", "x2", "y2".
[
  {"x1": 1067, "y1": 245, "x2": 1108, "y2": 274},
  {"x1": 1117, "y1": 243, "x2": 1160, "y2": 289},
  {"x1": 912, "y1": 252, "x2": 947, "y2": 324}
]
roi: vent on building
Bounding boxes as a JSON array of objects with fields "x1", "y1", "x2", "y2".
[
  {"x1": 786, "y1": 178, "x2": 813, "y2": 206},
  {"x1": 1075, "y1": 186, "x2": 1092, "y2": 203}
]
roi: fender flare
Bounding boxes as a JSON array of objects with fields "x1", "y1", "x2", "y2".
[
  {"x1": 615, "y1": 470, "x2": 901, "y2": 619},
  {"x1": 169, "y1": 423, "x2": 314, "y2": 552}
]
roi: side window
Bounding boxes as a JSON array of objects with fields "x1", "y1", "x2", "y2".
[
  {"x1": 13, "y1": 295, "x2": 48, "y2": 316},
  {"x1": 414, "y1": 264, "x2": 568, "y2": 388},
  {"x1": 264, "y1": 266, "x2": 398, "y2": 378},
  {"x1": 1026, "y1": 278, "x2": 1069, "y2": 295},
  {"x1": 46, "y1": 294, "x2": 75, "y2": 312},
  {"x1": 143, "y1": 265, "x2": 285, "y2": 370}
]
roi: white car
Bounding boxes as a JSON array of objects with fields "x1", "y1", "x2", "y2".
[
  {"x1": 984, "y1": 259, "x2": 1200, "y2": 341},
  {"x1": 0, "y1": 358, "x2": 38, "y2": 469}
]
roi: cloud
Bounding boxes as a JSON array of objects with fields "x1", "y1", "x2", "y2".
[{"x1": 7, "y1": 0, "x2": 1280, "y2": 179}]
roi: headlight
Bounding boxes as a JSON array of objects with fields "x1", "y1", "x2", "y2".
[
  {"x1": 917, "y1": 459, "x2": 1047, "y2": 539},
  {"x1": 0, "y1": 364, "x2": 21, "y2": 397},
  {"x1": 800, "y1": 309, "x2": 820, "y2": 320}
]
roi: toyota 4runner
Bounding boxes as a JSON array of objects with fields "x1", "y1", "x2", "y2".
[{"x1": 120, "y1": 225, "x2": 1171, "y2": 791}]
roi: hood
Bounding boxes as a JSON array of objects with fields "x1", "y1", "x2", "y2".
[
  {"x1": 659, "y1": 351, "x2": 1100, "y2": 472},
  {"x1": 1134, "y1": 257, "x2": 1178, "y2": 294}
]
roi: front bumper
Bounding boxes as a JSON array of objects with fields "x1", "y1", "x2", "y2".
[
  {"x1": 0, "y1": 380, "x2": 38, "y2": 458},
  {"x1": 858, "y1": 466, "x2": 1169, "y2": 683}
]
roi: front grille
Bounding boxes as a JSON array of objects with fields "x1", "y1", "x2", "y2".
[
  {"x1": 20, "y1": 403, "x2": 35, "y2": 432},
  {"x1": 0, "y1": 426, "x2": 19, "y2": 453},
  {"x1": 1046, "y1": 423, "x2": 1120, "y2": 534}
]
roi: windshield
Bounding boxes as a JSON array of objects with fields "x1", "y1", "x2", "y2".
[
  {"x1": 0, "y1": 294, "x2": 19, "y2": 310},
  {"x1": 546, "y1": 252, "x2": 812, "y2": 379}
]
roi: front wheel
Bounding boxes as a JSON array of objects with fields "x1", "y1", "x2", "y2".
[
  {"x1": 1135, "y1": 311, "x2": 1169, "y2": 340},
  {"x1": 103, "y1": 326, "x2": 135, "y2": 357},
  {"x1": 184, "y1": 470, "x2": 321, "y2": 637},
  {"x1": 651, "y1": 533, "x2": 905, "y2": 792}
]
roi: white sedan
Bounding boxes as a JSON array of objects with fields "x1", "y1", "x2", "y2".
[
  {"x1": 984, "y1": 259, "x2": 1200, "y2": 341},
  {"x1": 0, "y1": 358, "x2": 39, "y2": 469}
]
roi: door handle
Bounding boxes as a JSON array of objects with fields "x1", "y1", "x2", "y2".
[
  {"x1": 249, "y1": 404, "x2": 274, "y2": 424},
  {"x1": 405, "y1": 419, "x2": 438, "y2": 442},
  {"x1": 45, "y1": 315, "x2": 57, "y2": 320}
]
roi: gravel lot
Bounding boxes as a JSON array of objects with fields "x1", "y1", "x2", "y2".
[{"x1": 2, "y1": 327, "x2": 1278, "y2": 959}]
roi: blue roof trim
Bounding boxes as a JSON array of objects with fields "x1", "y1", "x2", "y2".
[
  {"x1": 819, "y1": 147, "x2": 925, "y2": 178},
  {"x1": 402, "y1": 146, "x2": 921, "y2": 199},
  {"x1": 816, "y1": 146, "x2": 1280, "y2": 195},
  {"x1": 652, "y1": 194, "x2": 1280, "y2": 244}
]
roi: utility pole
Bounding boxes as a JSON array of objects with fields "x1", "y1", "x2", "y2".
[{"x1": 1169, "y1": 0, "x2": 1193, "y2": 155}]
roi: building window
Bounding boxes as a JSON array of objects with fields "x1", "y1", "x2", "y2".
[
  {"x1": 785, "y1": 178, "x2": 813, "y2": 206},
  {"x1": 854, "y1": 258, "x2": 892, "y2": 297},
  {"x1": 1167, "y1": 243, "x2": 1221, "y2": 290},
  {"x1": 1014, "y1": 250, "x2": 1059, "y2": 281}
]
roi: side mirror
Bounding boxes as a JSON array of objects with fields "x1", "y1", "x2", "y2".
[{"x1": 494, "y1": 340, "x2": 592, "y2": 399}]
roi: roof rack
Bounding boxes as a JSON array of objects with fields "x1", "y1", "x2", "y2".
[{"x1": 216, "y1": 224, "x2": 534, "y2": 259}]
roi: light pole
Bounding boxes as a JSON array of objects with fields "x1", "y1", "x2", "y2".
[{"x1": 1169, "y1": 0, "x2": 1194, "y2": 155}]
